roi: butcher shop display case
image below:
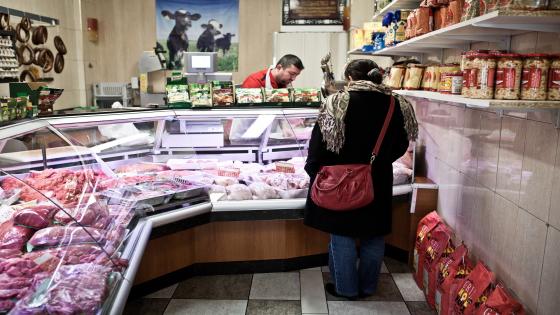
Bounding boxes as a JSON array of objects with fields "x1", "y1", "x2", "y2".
[{"x1": 0, "y1": 121, "x2": 152, "y2": 315}]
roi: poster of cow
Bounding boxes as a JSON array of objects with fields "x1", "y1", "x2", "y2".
[{"x1": 156, "y1": 0, "x2": 239, "y2": 71}]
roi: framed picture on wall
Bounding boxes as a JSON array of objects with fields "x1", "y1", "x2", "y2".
[{"x1": 282, "y1": 0, "x2": 344, "y2": 25}]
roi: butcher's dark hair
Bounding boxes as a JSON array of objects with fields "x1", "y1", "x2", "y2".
[
  {"x1": 276, "y1": 54, "x2": 304, "y2": 70},
  {"x1": 344, "y1": 59, "x2": 382, "y2": 84}
]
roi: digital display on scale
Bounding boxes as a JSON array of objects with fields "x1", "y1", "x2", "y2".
[{"x1": 191, "y1": 55, "x2": 212, "y2": 69}]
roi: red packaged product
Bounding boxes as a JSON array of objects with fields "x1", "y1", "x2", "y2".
[
  {"x1": 453, "y1": 262, "x2": 495, "y2": 315},
  {"x1": 414, "y1": 211, "x2": 442, "y2": 289},
  {"x1": 416, "y1": 7, "x2": 434, "y2": 36},
  {"x1": 474, "y1": 283, "x2": 525, "y2": 315},
  {"x1": 424, "y1": 225, "x2": 455, "y2": 308},
  {"x1": 435, "y1": 249, "x2": 472, "y2": 315}
]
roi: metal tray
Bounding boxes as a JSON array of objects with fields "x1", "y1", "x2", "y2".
[
  {"x1": 172, "y1": 186, "x2": 206, "y2": 200},
  {"x1": 101, "y1": 188, "x2": 169, "y2": 208}
]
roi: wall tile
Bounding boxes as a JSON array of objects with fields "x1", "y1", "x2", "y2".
[
  {"x1": 550, "y1": 133, "x2": 560, "y2": 230},
  {"x1": 456, "y1": 175, "x2": 477, "y2": 247},
  {"x1": 535, "y1": 32, "x2": 560, "y2": 54},
  {"x1": 485, "y1": 194, "x2": 518, "y2": 286},
  {"x1": 470, "y1": 184, "x2": 495, "y2": 263},
  {"x1": 496, "y1": 116, "x2": 526, "y2": 204},
  {"x1": 519, "y1": 121, "x2": 558, "y2": 222},
  {"x1": 476, "y1": 111, "x2": 501, "y2": 191},
  {"x1": 438, "y1": 105, "x2": 465, "y2": 169},
  {"x1": 509, "y1": 209, "x2": 547, "y2": 315},
  {"x1": 460, "y1": 109, "x2": 481, "y2": 180},
  {"x1": 537, "y1": 227, "x2": 560, "y2": 315},
  {"x1": 436, "y1": 161, "x2": 461, "y2": 231},
  {"x1": 510, "y1": 32, "x2": 538, "y2": 54}
]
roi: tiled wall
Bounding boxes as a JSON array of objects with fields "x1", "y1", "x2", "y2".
[
  {"x1": 413, "y1": 30, "x2": 560, "y2": 315},
  {"x1": 0, "y1": 0, "x2": 86, "y2": 109}
]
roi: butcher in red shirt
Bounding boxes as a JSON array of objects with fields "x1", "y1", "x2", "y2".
[{"x1": 241, "y1": 54, "x2": 305, "y2": 88}]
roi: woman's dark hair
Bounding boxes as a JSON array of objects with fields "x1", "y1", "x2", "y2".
[{"x1": 344, "y1": 59, "x2": 383, "y2": 84}]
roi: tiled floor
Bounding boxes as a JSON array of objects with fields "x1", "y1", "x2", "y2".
[{"x1": 124, "y1": 257, "x2": 435, "y2": 315}]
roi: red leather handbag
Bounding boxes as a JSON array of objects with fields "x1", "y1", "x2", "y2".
[{"x1": 311, "y1": 96, "x2": 395, "y2": 211}]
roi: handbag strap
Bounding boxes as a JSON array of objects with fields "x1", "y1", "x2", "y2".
[{"x1": 371, "y1": 96, "x2": 395, "y2": 164}]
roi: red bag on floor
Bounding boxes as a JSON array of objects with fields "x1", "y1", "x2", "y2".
[
  {"x1": 474, "y1": 283, "x2": 525, "y2": 315},
  {"x1": 424, "y1": 225, "x2": 455, "y2": 308},
  {"x1": 414, "y1": 211, "x2": 442, "y2": 289},
  {"x1": 435, "y1": 248, "x2": 472, "y2": 315},
  {"x1": 453, "y1": 262, "x2": 495, "y2": 315}
]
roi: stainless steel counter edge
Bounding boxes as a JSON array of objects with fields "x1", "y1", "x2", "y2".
[
  {"x1": 147, "y1": 202, "x2": 213, "y2": 227},
  {"x1": 109, "y1": 219, "x2": 153, "y2": 315}
]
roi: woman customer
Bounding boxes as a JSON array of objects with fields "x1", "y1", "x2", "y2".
[{"x1": 304, "y1": 59, "x2": 418, "y2": 299}]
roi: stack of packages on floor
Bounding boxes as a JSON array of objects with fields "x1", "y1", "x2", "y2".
[
  {"x1": 0, "y1": 168, "x2": 135, "y2": 314},
  {"x1": 384, "y1": 52, "x2": 559, "y2": 101},
  {"x1": 414, "y1": 211, "x2": 526, "y2": 315}
]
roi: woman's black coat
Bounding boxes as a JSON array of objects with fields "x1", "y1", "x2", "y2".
[{"x1": 304, "y1": 91, "x2": 409, "y2": 238}]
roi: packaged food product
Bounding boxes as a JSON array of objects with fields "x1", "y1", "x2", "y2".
[
  {"x1": 521, "y1": 54, "x2": 551, "y2": 100},
  {"x1": 293, "y1": 88, "x2": 320, "y2": 102},
  {"x1": 438, "y1": 64, "x2": 460, "y2": 91},
  {"x1": 387, "y1": 65, "x2": 407, "y2": 89},
  {"x1": 461, "y1": 0, "x2": 480, "y2": 22},
  {"x1": 446, "y1": 0, "x2": 464, "y2": 26},
  {"x1": 470, "y1": 54, "x2": 496, "y2": 99},
  {"x1": 486, "y1": 0, "x2": 500, "y2": 11},
  {"x1": 500, "y1": 0, "x2": 549, "y2": 9},
  {"x1": 413, "y1": 211, "x2": 442, "y2": 289},
  {"x1": 430, "y1": 65, "x2": 442, "y2": 91},
  {"x1": 415, "y1": 7, "x2": 433, "y2": 36},
  {"x1": 406, "y1": 11, "x2": 417, "y2": 39},
  {"x1": 189, "y1": 83, "x2": 212, "y2": 107},
  {"x1": 275, "y1": 162, "x2": 295, "y2": 173},
  {"x1": 548, "y1": 55, "x2": 560, "y2": 100},
  {"x1": 495, "y1": 54, "x2": 523, "y2": 100},
  {"x1": 439, "y1": 73, "x2": 454, "y2": 93},
  {"x1": 218, "y1": 167, "x2": 240, "y2": 178},
  {"x1": 423, "y1": 225, "x2": 454, "y2": 308},
  {"x1": 474, "y1": 283, "x2": 525, "y2": 315},
  {"x1": 403, "y1": 64, "x2": 426, "y2": 90},
  {"x1": 265, "y1": 88, "x2": 291, "y2": 102},
  {"x1": 395, "y1": 10, "x2": 411, "y2": 44},
  {"x1": 452, "y1": 262, "x2": 495, "y2": 315},
  {"x1": 422, "y1": 65, "x2": 436, "y2": 90},
  {"x1": 428, "y1": 0, "x2": 450, "y2": 6},
  {"x1": 235, "y1": 88, "x2": 263, "y2": 103},
  {"x1": 451, "y1": 72, "x2": 464, "y2": 94},
  {"x1": 212, "y1": 81, "x2": 234, "y2": 106}
]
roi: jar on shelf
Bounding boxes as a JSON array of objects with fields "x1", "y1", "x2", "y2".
[
  {"x1": 403, "y1": 64, "x2": 426, "y2": 90},
  {"x1": 501, "y1": 0, "x2": 549, "y2": 10},
  {"x1": 387, "y1": 65, "x2": 406, "y2": 89},
  {"x1": 548, "y1": 55, "x2": 560, "y2": 100},
  {"x1": 470, "y1": 54, "x2": 497, "y2": 99},
  {"x1": 521, "y1": 54, "x2": 551, "y2": 100},
  {"x1": 421, "y1": 65, "x2": 435, "y2": 90},
  {"x1": 437, "y1": 64, "x2": 460, "y2": 91},
  {"x1": 495, "y1": 54, "x2": 523, "y2": 100}
]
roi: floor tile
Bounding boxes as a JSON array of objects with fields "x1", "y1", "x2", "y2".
[
  {"x1": 380, "y1": 262, "x2": 389, "y2": 273},
  {"x1": 245, "y1": 300, "x2": 301, "y2": 315},
  {"x1": 172, "y1": 274, "x2": 252, "y2": 300},
  {"x1": 250, "y1": 272, "x2": 300, "y2": 300},
  {"x1": 406, "y1": 301, "x2": 437, "y2": 315},
  {"x1": 384, "y1": 257, "x2": 412, "y2": 273},
  {"x1": 391, "y1": 273, "x2": 426, "y2": 302},
  {"x1": 123, "y1": 298, "x2": 169, "y2": 315},
  {"x1": 323, "y1": 273, "x2": 403, "y2": 302},
  {"x1": 327, "y1": 301, "x2": 411, "y2": 315},
  {"x1": 144, "y1": 284, "x2": 178, "y2": 299},
  {"x1": 163, "y1": 299, "x2": 247, "y2": 315},
  {"x1": 300, "y1": 270, "x2": 328, "y2": 313}
]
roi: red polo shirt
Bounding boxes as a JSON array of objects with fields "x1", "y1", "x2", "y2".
[{"x1": 241, "y1": 68, "x2": 286, "y2": 88}]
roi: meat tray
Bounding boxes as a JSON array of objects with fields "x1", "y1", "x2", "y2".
[{"x1": 101, "y1": 188, "x2": 169, "y2": 208}]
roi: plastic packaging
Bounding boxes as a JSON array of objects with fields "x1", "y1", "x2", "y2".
[
  {"x1": 461, "y1": 0, "x2": 480, "y2": 22},
  {"x1": 549, "y1": 55, "x2": 560, "y2": 100},
  {"x1": 495, "y1": 54, "x2": 523, "y2": 100},
  {"x1": 212, "y1": 81, "x2": 234, "y2": 106},
  {"x1": 470, "y1": 54, "x2": 497, "y2": 99},
  {"x1": 521, "y1": 54, "x2": 551, "y2": 100},
  {"x1": 405, "y1": 11, "x2": 417, "y2": 40},
  {"x1": 415, "y1": 7, "x2": 433, "y2": 36},
  {"x1": 421, "y1": 65, "x2": 436, "y2": 90},
  {"x1": 403, "y1": 64, "x2": 426, "y2": 90},
  {"x1": 437, "y1": 64, "x2": 460, "y2": 91},
  {"x1": 447, "y1": 0, "x2": 464, "y2": 26},
  {"x1": 387, "y1": 65, "x2": 406, "y2": 89}
]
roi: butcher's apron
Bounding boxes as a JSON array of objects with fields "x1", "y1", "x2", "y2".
[{"x1": 264, "y1": 65, "x2": 274, "y2": 89}]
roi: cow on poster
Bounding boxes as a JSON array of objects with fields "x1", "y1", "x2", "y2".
[{"x1": 156, "y1": 0, "x2": 239, "y2": 71}]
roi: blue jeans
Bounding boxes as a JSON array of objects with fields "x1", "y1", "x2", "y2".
[{"x1": 328, "y1": 234, "x2": 385, "y2": 297}]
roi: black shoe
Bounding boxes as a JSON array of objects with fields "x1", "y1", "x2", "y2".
[
  {"x1": 358, "y1": 291, "x2": 373, "y2": 299},
  {"x1": 325, "y1": 283, "x2": 358, "y2": 301}
]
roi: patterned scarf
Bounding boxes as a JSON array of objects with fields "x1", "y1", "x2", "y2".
[{"x1": 317, "y1": 80, "x2": 418, "y2": 154}]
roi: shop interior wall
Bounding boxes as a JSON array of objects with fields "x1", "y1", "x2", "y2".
[
  {"x1": 81, "y1": 0, "x2": 282, "y2": 105},
  {"x1": 416, "y1": 31, "x2": 560, "y2": 315},
  {"x1": 0, "y1": 0, "x2": 86, "y2": 109}
]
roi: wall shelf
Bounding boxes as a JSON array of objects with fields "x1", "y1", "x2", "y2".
[
  {"x1": 372, "y1": 0, "x2": 422, "y2": 21},
  {"x1": 394, "y1": 90, "x2": 560, "y2": 110},
  {"x1": 350, "y1": 10, "x2": 560, "y2": 57}
]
